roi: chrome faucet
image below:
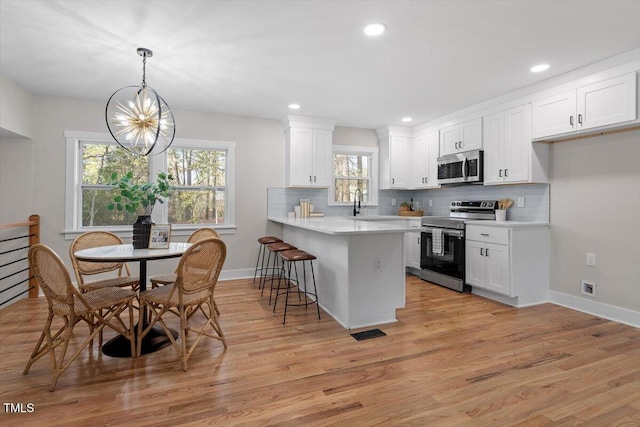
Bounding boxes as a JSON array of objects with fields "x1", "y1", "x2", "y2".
[{"x1": 353, "y1": 188, "x2": 363, "y2": 216}]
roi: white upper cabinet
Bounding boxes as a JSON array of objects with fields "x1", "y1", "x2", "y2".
[
  {"x1": 411, "y1": 129, "x2": 440, "y2": 189},
  {"x1": 284, "y1": 115, "x2": 336, "y2": 188},
  {"x1": 483, "y1": 104, "x2": 549, "y2": 185},
  {"x1": 439, "y1": 118, "x2": 482, "y2": 156},
  {"x1": 378, "y1": 126, "x2": 412, "y2": 189},
  {"x1": 532, "y1": 73, "x2": 637, "y2": 140}
]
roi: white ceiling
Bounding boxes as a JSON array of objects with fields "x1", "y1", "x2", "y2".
[{"x1": 1, "y1": 0, "x2": 639, "y2": 130}]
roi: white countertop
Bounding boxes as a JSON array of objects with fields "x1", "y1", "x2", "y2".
[
  {"x1": 465, "y1": 220, "x2": 550, "y2": 228},
  {"x1": 268, "y1": 216, "x2": 422, "y2": 235}
]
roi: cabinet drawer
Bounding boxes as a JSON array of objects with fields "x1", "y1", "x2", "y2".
[{"x1": 466, "y1": 225, "x2": 509, "y2": 245}]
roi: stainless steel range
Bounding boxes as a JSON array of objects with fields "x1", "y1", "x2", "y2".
[{"x1": 420, "y1": 200, "x2": 497, "y2": 292}]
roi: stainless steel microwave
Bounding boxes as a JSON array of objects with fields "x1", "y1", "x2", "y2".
[{"x1": 437, "y1": 149, "x2": 484, "y2": 184}]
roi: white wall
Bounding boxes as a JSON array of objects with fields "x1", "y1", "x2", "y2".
[
  {"x1": 549, "y1": 129, "x2": 640, "y2": 318},
  {"x1": 0, "y1": 76, "x2": 34, "y2": 139}
]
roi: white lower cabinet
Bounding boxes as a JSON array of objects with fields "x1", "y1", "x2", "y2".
[
  {"x1": 466, "y1": 240, "x2": 510, "y2": 295},
  {"x1": 466, "y1": 223, "x2": 549, "y2": 306},
  {"x1": 405, "y1": 231, "x2": 422, "y2": 270}
]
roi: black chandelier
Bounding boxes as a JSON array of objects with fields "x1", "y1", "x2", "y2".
[{"x1": 105, "y1": 48, "x2": 175, "y2": 156}]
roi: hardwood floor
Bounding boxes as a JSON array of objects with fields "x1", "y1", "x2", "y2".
[{"x1": 1, "y1": 275, "x2": 639, "y2": 426}]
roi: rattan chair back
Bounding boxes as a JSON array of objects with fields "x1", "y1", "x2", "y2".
[
  {"x1": 187, "y1": 227, "x2": 219, "y2": 243},
  {"x1": 30, "y1": 243, "x2": 76, "y2": 310},
  {"x1": 177, "y1": 237, "x2": 226, "y2": 297},
  {"x1": 70, "y1": 231, "x2": 129, "y2": 279}
]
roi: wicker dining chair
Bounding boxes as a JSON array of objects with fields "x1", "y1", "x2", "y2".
[
  {"x1": 24, "y1": 244, "x2": 136, "y2": 391},
  {"x1": 137, "y1": 237, "x2": 227, "y2": 371},
  {"x1": 149, "y1": 227, "x2": 219, "y2": 288},
  {"x1": 70, "y1": 231, "x2": 140, "y2": 292}
]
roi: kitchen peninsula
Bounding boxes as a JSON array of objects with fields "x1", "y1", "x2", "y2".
[{"x1": 268, "y1": 216, "x2": 420, "y2": 329}]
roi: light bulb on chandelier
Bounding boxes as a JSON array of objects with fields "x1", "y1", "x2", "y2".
[{"x1": 105, "y1": 48, "x2": 175, "y2": 156}]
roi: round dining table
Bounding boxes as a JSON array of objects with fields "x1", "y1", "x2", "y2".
[{"x1": 74, "y1": 242, "x2": 191, "y2": 357}]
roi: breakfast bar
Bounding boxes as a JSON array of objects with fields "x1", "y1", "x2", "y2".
[{"x1": 268, "y1": 217, "x2": 420, "y2": 329}]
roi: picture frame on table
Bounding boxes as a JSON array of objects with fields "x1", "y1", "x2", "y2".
[{"x1": 149, "y1": 224, "x2": 171, "y2": 249}]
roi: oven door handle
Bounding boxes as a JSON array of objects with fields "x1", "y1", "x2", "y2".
[{"x1": 422, "y1": 227, "x2": 464, "y2": 237}]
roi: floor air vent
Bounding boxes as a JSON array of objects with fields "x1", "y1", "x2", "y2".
[{"x1": 351, "y1": 328, "x2": 386, "y2": 341}]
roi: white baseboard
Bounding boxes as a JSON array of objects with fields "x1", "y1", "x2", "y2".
[
  {"x1": 549, "y1": 290, "x2": 640, "y2": 329},
  {"x1": 218, "y1": 268, "x2": 255, "y2": 281}
]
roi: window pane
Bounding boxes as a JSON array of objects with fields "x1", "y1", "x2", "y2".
[
  {"x1": 168, "y1": 189, "x2": 225, "y2": 224},
  {"x1": 334, "y1": 179, "x2": 369, "y2": 203},
  {"x1": 82, "y1": 143, "x2": 148, "y2": 184},
  {"x1": 334, "y1": 154, "x2": 369, "y2": 177},
  {"x1": 82, "y1": 188, "x2": 139, "y2": 226},
  {"x1": 167, "y1": 148, "x2": 226, "y2": 187}
]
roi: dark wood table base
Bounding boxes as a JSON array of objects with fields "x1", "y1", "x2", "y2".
[{"x1": 102, "y1": 325, "x2": 179, "y2": 358}]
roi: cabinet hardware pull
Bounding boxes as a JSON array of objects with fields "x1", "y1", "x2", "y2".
[
  {"x1": 425, "y1": 177, "x2": 428, "y2": 183},
  {"x1": 459, "y1": 141, "x2": 463, "y2": 148},
  {"x1": 309, "y1": 175, "x2": 312, "y2": 182},
  {"x1": 578, "y1": 114, "x2": 583, "y2": 125},
  {"x1": 480, "y1": 233, "x2": 489, "y2": 236},
  {"x1": 499, "y1": 169, "x2": 502, "y2": 177},
  {"x1": 314, "y1": 175, "x2": 317, "y2": 182},
  {"x1": 486, "y1": 248, "x2": 489, "y2": 256},
  {"x1": 504, "y1": 169, "x2": 508, "y2": 177},
  {"x1": 422, "y1": 178, "x2": 425, "y2": 184},
  {"x1": 392, "y1": 178, "x2": 395, "y2": 184},
  {"x1": 454, "y1": 142, "x2": 458, "y2": 149},
  {"x1": 569, "y1": 115, "x2": 574, "y2": 126},
  {"x1": 418, "y1": 238, "x2": 420, "y2": 244},
  {"x1": 480, "y1": 248, "x2": 484, "y2": 256}
]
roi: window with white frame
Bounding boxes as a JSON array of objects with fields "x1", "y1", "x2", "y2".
[
  {"x1": 329, "y1": 145, "x2": 378, "y2": 206},
  {"x1": 65, "y1": 131, "x2": 236, "y2": 238}
]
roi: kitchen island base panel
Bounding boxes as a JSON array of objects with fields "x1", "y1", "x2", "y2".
[{"x1": 283, "y1": 227, "x2": 405, "y2": 329}]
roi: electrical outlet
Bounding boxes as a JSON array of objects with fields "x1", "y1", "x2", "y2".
[
  {"x1": 391, "y1": 198, "x2": 396, "y2": 206},
  {"x1": 374, "y1": 257, "x2": 382, "y2": 272},
  {"x1": 581, "y1": 280, "x2": 596, "y2": 296},
  {"x1": 517, "y1": 197, "x2": 525, "y2": 208},
  {"x1": 429, "y1": 199, "x2": 433, "y2": 207},
  {"x1": 586, "y1": 253, "x2": 596, "y2": 267}
]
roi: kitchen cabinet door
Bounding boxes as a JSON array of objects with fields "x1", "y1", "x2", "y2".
[
  {"x1": 389, "y1": 136, "x2": 411, "y2": 188},
  {"x1": 577, "y1": 73, "x2": 637, "y2": 131},
  {"x1": 412, "y1": 130, "x2": 439, "y2": 189},
  {"x1": 440, "y1": 124, "x2": 460, "y2": 156},
  {"x1": 312, "y1": 129, "x2": 332, "y2": 187},
  {"x1": 483, "y1": 111, "x2": 504, "y2": 184},
  {"x1": 465, "y1": 240, "x2": 486, "y2": 287},
  {"x1": 286, "y1": 127, "x2": 333, "y2": 187},
  {"x1": 484, "y1": 104, "x2": 542, "y2": 185},
  {"x1": 531, "y1": 91, "x2": 576, "y2": 139},
  {"x1": 439, "y1": 118, "x2": 482, "y2": 156},
  {"x1": 287, "y1": 128, "x2": 315, "y2": 187},
  {"x1": 502, "y1": 104, "x2": 531, "y2": 183},
  {"x1": 484, "y1": 242, "x2": 510, "y2": 295},
  {"x1": 405, "y1": 232, "x2": 421, "y2": 270},
  {"x1": 459, "y1": 118, "x2": 482, "y2": 152}
]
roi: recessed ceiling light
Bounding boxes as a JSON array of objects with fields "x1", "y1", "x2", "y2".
[
  {"x1": 530, "y1": 63, "x2": 550, "y2": 73},
  {"x1": 288, "y1": 103, "x2": 301, "y2": 110},
  {"x1": 364, "y1": 23, "x2": 386, "y2": 37},
  {"x1": 401, "y1": 117, "x2": 412, "y2": 123}
]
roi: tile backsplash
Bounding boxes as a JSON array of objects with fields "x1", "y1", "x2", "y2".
[{"x1": 268, "y1": 184, "x2": 549, "y2": 222}]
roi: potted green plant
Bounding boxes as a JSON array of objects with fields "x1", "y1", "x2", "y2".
[{"x1": 107, "y1": 171, "x2": 174, "y2": 248}]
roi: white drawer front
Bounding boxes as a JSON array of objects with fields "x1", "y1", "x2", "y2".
[{"x1": 467, "y1": 225, "x2": 510, "y2": 245}]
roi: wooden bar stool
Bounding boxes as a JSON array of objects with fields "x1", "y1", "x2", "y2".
[
  {"x1": 253, "y1": 236, "x2": 282, "y2": 286},
  {"x1": 273, "y1": 249, "x2": 321, "y2": 325},
  {"x1": 262, "y1": 241, "x2": 297, "y2": 303}
]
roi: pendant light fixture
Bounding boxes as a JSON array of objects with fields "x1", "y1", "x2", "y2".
[{"x1": 105, "y1": 48, "x2": 175, "y2": 156}]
